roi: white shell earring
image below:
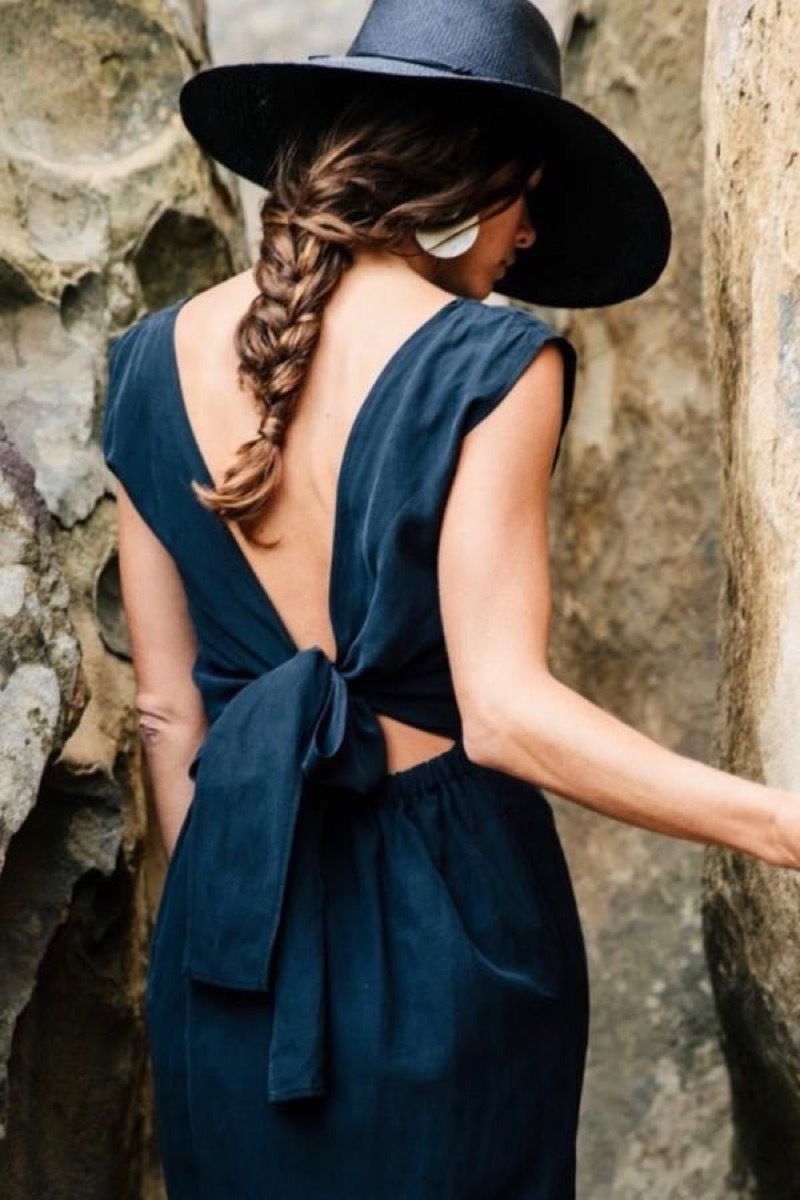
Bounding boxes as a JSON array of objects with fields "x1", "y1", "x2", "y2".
[{"x1": 414, "y1": 215, "x2": 480, "y2": 259}]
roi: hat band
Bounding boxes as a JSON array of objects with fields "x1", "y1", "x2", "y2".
[{"x1": 308, "y1": 50, "x2": 476, "y2": 78}]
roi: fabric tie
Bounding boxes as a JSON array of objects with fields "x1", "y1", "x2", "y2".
[{"x1": 180, "y1": 648, "x2": 387, "y2": 1103}]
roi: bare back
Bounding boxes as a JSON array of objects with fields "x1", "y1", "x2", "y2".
[{"x1": 173, "y1": 266, "x2": 458, "y2": 773}]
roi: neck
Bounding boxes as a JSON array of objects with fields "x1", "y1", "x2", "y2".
[{"x1": 350, "y1": 243, "x2": 439, "y2": 285}]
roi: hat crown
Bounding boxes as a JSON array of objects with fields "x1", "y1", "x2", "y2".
[{"x1": 348, "y1": 0, "x2": 562, "y2": 96}]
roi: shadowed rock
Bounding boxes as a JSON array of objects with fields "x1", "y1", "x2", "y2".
[
  {"x1": 702, "y1": 1, "x2": 800, "y2": 1195},
  {"x1": 0, "y1": 0, "x2": 248, "y2": 1195}
]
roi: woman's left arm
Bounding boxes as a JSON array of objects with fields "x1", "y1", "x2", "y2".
[{"x1": 113, "y1": 476, "x2": 207, "y2": 859}]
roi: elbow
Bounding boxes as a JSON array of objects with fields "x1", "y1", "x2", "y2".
[
  {"x1": 459, "y1": 695, "x2": 525, "y2": 772},
  {"x1": 135, "y1": 695, "x2": 175, "y2": 749},
  {"x1": 462, "y1": 717, "x2": 523, "y2": 778},
  {"x1": 460, "y1": 671, "x2": 563, "y2": 789},
  {"x1": 461, "y1": 710, "x2": 505, "y2": 772},
  {"x1": 455, "y1": 672, "x2": 551, "y2": 772},
  {"x1": 134, "y1": 690, "x2": 204, "y2": 746}
]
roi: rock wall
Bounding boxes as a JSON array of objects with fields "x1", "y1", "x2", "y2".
[
  {"x1": 701, "y1": 1, "x2": 800, "y2": 1196},
  {"x1": 0, "y1": 1, "x2": 247, "y2": 1196},
  {"x1": 543, "y1": 1, "x2": 738, "y2": 1196},
  {"x1": 6, "y1": 0, "x2": 797, "y2": 1195}
]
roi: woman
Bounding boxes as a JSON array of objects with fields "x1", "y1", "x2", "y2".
[{"x1": 103, "y1": 0, "x2": 800, "y2": 1196}]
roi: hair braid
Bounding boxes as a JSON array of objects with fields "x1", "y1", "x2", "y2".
[
  {"x1": 190, "y1": 90, "x2": 541, "y2": 545},
  {"x1": 189, "y1": 163, "x2": 354, "y2": 545}
]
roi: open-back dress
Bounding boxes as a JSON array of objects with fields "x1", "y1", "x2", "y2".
[{"x1": 102, "y1": 291, "x2": 589, "y2": 1200}]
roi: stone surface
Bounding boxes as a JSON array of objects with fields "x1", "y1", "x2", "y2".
[
  {"x1": 0, "y1": 426, "x2": 85, "y2": 1145},
  {"x1": 0, "y1": 427, "x2": 82, "y2": 868},
  {"x1": 702, "y1": 0, "x2": 800, "y2": 1195},
  {"x1": 545, "y1": 2, "x2": 737, "y2": 1196},
  {"x1": 0, "y1": 0, "x2": 247, "y2": 528},
  {"x1": 0, "y1": 0, "x2": 248, "y2": 1195},
  {"x1": 3, "y1": 0, "x2": 795, "y2": 1194},
  {"x1": 538, "y1": 0, "x2": 581, "y2": 44}
]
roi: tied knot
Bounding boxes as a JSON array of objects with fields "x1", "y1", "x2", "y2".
[{"x1": 178, "y1": 648, "x2": 387, "y2": 1103}]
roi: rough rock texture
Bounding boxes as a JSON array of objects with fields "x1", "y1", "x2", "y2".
[
  {"x1": 701, "y1": 2, "x2": 800, "y2": 1196},
  {"x1": 6, "y1": 0, "x2": 792, "y2": 1194},
  {"x1": 0, "y1": 0, "x2": 248, "y2": 1196},
  {"x1": 544, "y1": 2, "x2": 738, "y2": 1196},
  {"x1": 0, "y1": 428, "x2": 84, "y2": 1140},
  {"x1": 538, "y1": 0, "x2": 581, "y2": 43}
]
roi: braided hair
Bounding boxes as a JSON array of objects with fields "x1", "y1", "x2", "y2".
[{"x1": 191, "y1": 88, "x2": 539, "y2": 546}]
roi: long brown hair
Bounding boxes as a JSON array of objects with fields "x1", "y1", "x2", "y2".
[{"x1": 191, "y1": 86, "x2": 539, "y2": 545}]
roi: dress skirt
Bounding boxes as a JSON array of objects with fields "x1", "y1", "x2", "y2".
[{"x1": 145, "y1": 737, "x2": 590, "y2": 1199}]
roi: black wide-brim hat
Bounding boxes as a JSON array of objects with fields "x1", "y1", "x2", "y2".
[{"x1": 179, "y1": 0, "x2": 672, "y2": 309}]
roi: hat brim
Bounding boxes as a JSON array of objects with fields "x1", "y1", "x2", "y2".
[{"x1": 179, "y1": 59, "x2": 671, "y2": 309}]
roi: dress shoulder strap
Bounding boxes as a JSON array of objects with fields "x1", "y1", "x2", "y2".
[
  {"x1": 450, "y1": 300, "x2": 575, "y2": 472},
  {"x1": 388, "y1": 296, "x2": 575, "y2": 477},
  {"x1": 102, "y1": 303, "x2": 179, "y2": 542}
]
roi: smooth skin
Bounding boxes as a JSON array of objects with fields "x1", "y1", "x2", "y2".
[{"x1": 114, "y1": 172, "x2": 800, "y2": 868}]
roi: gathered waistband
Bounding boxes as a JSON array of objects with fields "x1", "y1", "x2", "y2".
[
  {"x1": 378, "y1": 737, "x2": 472, "y2": 801},
  {"x1": 377, "y1": 736, "x2": 551, "y2": 810}
]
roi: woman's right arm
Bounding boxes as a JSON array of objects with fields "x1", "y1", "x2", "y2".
[{"x1": 439, "y1": 343, "x2": 799, "y2": 870}]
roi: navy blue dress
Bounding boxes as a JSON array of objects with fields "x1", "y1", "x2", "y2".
[{"x1": 103, "y1": 292, "x2": 590, "y2": 1199}]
